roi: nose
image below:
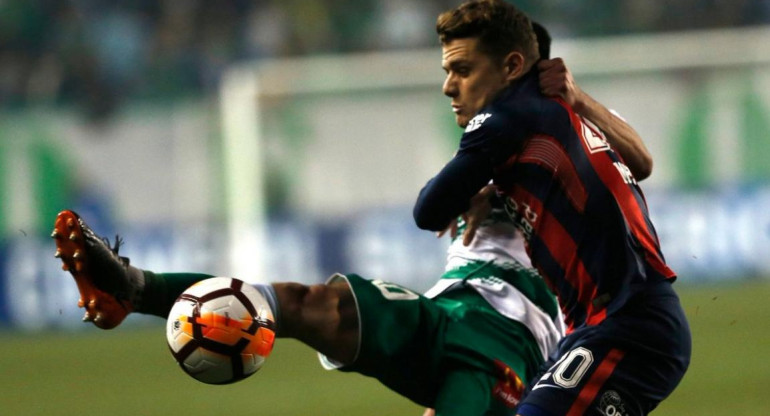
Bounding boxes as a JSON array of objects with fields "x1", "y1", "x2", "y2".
[{"x1": 443, "y1": 74, "x2": 457, "y2": 98}]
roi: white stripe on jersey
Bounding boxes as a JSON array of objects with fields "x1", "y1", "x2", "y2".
[
  {"x1": 424, "y1": 276, "x2": 564, "y2": 361},
  {"x1": 444, "y1": 220, "x2": 531, "y2": 270},
  {"x1": 428, "y1": 218, "x2": 564, "y2": 360}
]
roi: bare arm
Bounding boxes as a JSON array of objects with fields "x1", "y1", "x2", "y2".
[{"x1": 538, "y1": 58, "x2": 653, "y2": 180}]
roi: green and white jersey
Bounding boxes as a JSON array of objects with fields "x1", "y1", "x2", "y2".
[
  {"x1": 444, "y1": 203, "x2": 531, "y2": 270},
  {"x1": 424, "y1": 203, "x2": 565, "y2": 360}
]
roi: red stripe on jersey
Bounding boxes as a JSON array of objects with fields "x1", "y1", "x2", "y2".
[
  {"x1": 519, "y1": 135, "x2": 587, "y2": 213},
  {"x1": 560, "y1": 102, "x2": 676, "y2": 280},
  {"x1": 566, "y1": 348, "x2": 625, "y2": 416},
  {"x1": 508, "y1": 185, "x2": 606, "y2": 326}
]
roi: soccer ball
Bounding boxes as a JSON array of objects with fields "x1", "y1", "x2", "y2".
[{"x1": 166, "y1": 277, "x2": 276, "y2": 384}]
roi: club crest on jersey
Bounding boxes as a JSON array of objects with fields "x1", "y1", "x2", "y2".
[
  {"x1": 597, "y1": 390, "x2": 628, "y2": 416},
  {"x1": 465, "y1": 113, "x2": 492, "y2": 132},
  {"x1": 580, "y1": 116, "x2": 610, "y2": 153}
]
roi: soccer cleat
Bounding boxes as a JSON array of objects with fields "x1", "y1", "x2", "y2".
[{"x1": 52, "y1": 210, "x2": 141, "y2": 329}]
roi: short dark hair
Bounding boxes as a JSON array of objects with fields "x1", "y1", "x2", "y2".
[
  {"x1": 436, "y1": 0, "x2": 539, "y2": 64},
  {"x1": 532, "y1": 21, "x2": 551, "y2": 59}
]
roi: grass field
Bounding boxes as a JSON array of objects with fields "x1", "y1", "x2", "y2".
[{"x1": 2, "y1": 280, "x2": 769, "y2": 415}]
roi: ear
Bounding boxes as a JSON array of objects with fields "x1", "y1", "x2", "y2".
[{"x1": 502, "y1": 51, "x2": 526, "y2": 82}]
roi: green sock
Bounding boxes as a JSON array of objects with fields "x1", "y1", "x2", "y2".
[{"x1": 138, "y1": 272, "x2": 214, "y2": 318}]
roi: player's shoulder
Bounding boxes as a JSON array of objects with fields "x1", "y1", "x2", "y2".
[
  {"x1": 458, "y1": 108, "x2": 512, "y2": 153},
  {"x1": 510, "y1": 94, "x2": 571, "y2": 125},
  {"x1": 462, "y1": 97, "x2": 530, "y2": 138},
  {"x1": 461, "y1": 95, "x2": 565, "y2": 142}
]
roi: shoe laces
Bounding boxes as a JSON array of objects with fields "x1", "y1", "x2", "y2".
[
  {"x1": 97, "y1": 234, "x2": 130, "y2": 266},
  {"x1": 107, "y1": 235, "x2": 123, "y2": 254}
]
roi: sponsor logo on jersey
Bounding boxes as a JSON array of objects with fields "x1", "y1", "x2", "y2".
[
  {"x1": 503, "y1": 196, "x2": 537, "y2": 241},
  {"x1": 613, "y1": 162, "x2": 637, "y2": 185},
  {"x1": 465, "y1": 113, "x2": 492, "y2": 132},
  {"x1": 492, "y1": 360, "x2": 524, "y2": 408},
  {"x1": 597, "y1": 390, "x2": 628, "y2": 416}
]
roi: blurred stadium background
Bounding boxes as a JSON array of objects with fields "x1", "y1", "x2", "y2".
[{"x1": 1, "y1": 0, "x2": 769, "y2": 414}]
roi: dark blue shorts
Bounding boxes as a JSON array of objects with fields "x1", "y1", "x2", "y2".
[{"x1": 517, "y1": 281, "x2": 691, "y2": 416}]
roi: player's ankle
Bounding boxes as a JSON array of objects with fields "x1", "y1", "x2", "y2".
[
  {"x1": 136, "y1": 270, "x2": 172, "y2": 317},
  {"x1": 126, "y1": 264, "x2": 146, "y2": 310}
]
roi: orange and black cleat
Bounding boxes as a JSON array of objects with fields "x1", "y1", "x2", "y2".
[{"x1": 52, "y1": 210, "x2": 141, "y2": 329}]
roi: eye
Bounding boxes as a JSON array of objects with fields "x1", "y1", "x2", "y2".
[{"x1": 455, "y1": 66, "x2": 470, "y2": 76}]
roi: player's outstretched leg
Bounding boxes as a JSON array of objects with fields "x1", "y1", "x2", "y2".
[{"x1": 52, "y1": 210, "x2": 144, "y2": 329}]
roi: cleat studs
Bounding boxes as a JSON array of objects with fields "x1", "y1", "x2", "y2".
[
  {"x1": 77, "y1": 299, "x2": 84, "y2": 308},
  {"x1": 73, "y1": 250, "x2": 82, "y2": 259},
  {"x1": 67, "y1": 219, "x2": 75, "y2": 228},
  {"x1": 75, "y1": 263, "x2": 83, "y2": 272},
  {"x1": 51, "y1": 230, "x2": 60, "y2": 239},
  {"x1": 69, "y1": 232, "x2": 77, "y2": 241},
  {"x1": 94, "y1": 313, "x2": 103, "y2": 323},
  {"x1": 88, "y1": 299, "x2": 96, "y2": 308},
  {"x1": 61, "y1": 263, "x2": 69, "y2": 271},
  {"x1": 82, "y1": 312, "x2": 93, "y2": 322},
  {"x1": 54, "y1": 249, "x2": 62, "y2": 258}
]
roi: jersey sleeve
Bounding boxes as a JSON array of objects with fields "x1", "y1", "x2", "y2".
[
  {"x1": 413, "y1": 150, "x2": 493, "y2": 231},
  {"x1": 413, "y1": 110, "x2": 530, "y2": 231}
]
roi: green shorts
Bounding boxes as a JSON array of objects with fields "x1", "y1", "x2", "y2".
[{"x1": 330, "y1": 274, "x2": 544, "y2": 416}]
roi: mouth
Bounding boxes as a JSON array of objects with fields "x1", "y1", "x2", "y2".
[{"x1": 451, "y1": 104, "x2": 461, "y2": 114}]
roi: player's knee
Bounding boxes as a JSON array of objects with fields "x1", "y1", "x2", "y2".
[
  {"x1": 273, "y1": 281, "x2": 355, "y2": 337},
  {"x1": 271, "y1": 282, "x2": 312, "y2": 336},
  {"x1": 308, "y1": 283, "x2": 356, "y2": 324},
  {"x1": 303, "y1": 283, "x2": 337, "y2": 305},
  {"x1": 273, "y1": 282, "x2": 306, "y2": 313}
]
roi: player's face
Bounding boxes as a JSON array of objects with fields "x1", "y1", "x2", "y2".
[{"x1": 442, "y1": 37, "x2": 510, "y2": 128}]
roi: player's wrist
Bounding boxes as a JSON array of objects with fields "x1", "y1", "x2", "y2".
[{"x1": 570, "y1": 89, "x2": 588, "y2": 114}]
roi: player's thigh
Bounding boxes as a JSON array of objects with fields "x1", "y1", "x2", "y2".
[
  {"x1": 434, "y1": 367, "x2": 519, "y2": 416},
  {"x1": 336, "y1": 273, "x2": 448, "y2": 406},
  {"x1": 520, "y1": 340, "x2": 648, "y2": 416},
  {"x1": 520, "y1": 284, "x2": 690, "y2": 416}
]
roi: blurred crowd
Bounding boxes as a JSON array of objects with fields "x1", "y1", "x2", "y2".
[{"x1": 2, "y1": 0, "x2": 769, "y2": 121}]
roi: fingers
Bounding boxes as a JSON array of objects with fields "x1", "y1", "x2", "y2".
[
  {"x1": 437, "y1": 218, "x2": 459, "y2": 239},
  {"x1": 538, "y1": 58, "x2": 567, "y2": 82},
  {"x1": 460, "y1": 184, "x2": 497, "y2": 246},
  {"x1": 537, "y1": 57, "x2": 564, "y2": 71},
  {"x1": 461, "y1": 206, "x2": 481, "y2": 247},
  {"x1": 538, "y1": 57, "x2": 580, "y2": 106},
  {"x1": 538, "y1": 59, "x2": 568, "y2": 95},
  {"x1": 462, "y1": 220, "x2": 478, "y2": 246}
]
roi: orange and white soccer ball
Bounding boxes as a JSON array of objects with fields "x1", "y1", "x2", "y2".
[{"x1": 166, "y1": 277, "x2": 276, "y2": 384}]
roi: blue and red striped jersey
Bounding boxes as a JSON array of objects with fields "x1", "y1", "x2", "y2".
[{"x1": 414, "y1": 70, "x2": 675, "y2": 332}]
